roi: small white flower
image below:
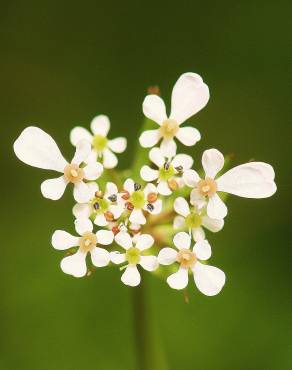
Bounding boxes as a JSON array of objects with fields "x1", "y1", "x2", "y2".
[
  {"x1": 121, "y1": 179, "x2": 162, "y2": 225},
  {"x1": 174, "y1": 197, "x2": 224, "y2": 241},
  {"x1": 70, "y1": 115, "x2": 127, "y2": 169},
  {"x1": 51, "y1": 218, "x2": 114, "y2": 278},
  {"x1": 139, "y1": 72, "x2": 209, "y2": 157},
  {"x1": 158, "y1": 232, "x2": 225, "y2": 296},
  {"x1": 140, "y1": 147, "x2": 193, "y2": 195},
  {"x1": 73, "y1": 181, "x2": 124, "y2": 227},
  {"x1": 183, "y1": 149, "x2": 277, "y2": 219},
  {"x1": 111, "y1": 232, "x2": 158, "y2": 286},
  {"x1": 13, "y1": 127, "x2": 103, "y2": 202}
]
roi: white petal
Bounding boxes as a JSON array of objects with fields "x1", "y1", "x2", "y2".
[
  {"x1": 90, "y1": 247, "x2": 110, "y2": 267},
  {"x1": 110, "y1": 251, "x2": 126, "y2": 264},
  {"x1": 157, "y1": 181, "x2": 172, "y2": 195},
  {"x1": 143, "y1": 183, "x2": 157, "y2": 196},
  {"x1": 102, "y1": 148, "x2": 118, "y2": 169},
  {"x1": 14, "y1": 126, "x2": 67, "y2": 172},
  {"x1": 192, "y1": 227, "x2": 205, "y2": 242},
  {"x1": 160, "y1": 139, "x2": 176, "y2": 158},
  {"x1": 158, "y1": 247, "x2": 177, "y2": 265},
  {"x1": 73, "y1": 181, "x2": 92, "y2": 203},
  {"x1": 193, "y1": 262, "x2": 225, "y2": 296},
  {"x1": 121, "y1": 265, "x2": 141, "y2": 287},
  {"x1": 72, "y1": 139, "x2": 91, "y2": 165},
  {"x1": 172, "y1": 154, "x2": 194, "y2": 170},
  {"x1": 73, "y1": 203, "x2": 91, "y2": 219},
  {"x1": 109, "y1": 204, "x2": 124, "y2": 219},
  {"x1": 123, "y1": 178, "x2": 135, "y2": 194},
  {"x1": 52, "y1": 230, "x2": 79, "y2": 250},
  {"x1": 174, "y1": 197, "x2": 190, "y2": 217},
  {"x1": 173, "y1": 215, "x2": 185, "y2": 229},
  {"x1": 75, "y1": 218, "x2": 93, "y2": 235},
  {"x1": 207, "y1": 194, "x2": 228, "y2": 219},
  {"x1": 85, "y1": 150, "x2": 98, "y2": 164},
  {"x1": 70, "y1": 127, "x2": 92, "y2": 146},
  {"x1": 170, "y1": 72, "x2": 210, "y2": 124},
  {"x1": 41, "y1": 176, "x2": 67, "y2": 200},
  {"x1": 167, "y1": 267, "x2": 189, "y2": 290},
  {"x1": 140, "y1": 166, "x2": 159, "y2": 182},
  {"x1": 105, "y1": 181, "x2": 118, "y2": 197},
  {"x1": 60, "y1": 250, "x2": 87, "y2": 278},
  {"x1": 115, "y1": 231, "x2": 133, "y2": 250},
  {"x1": 173, "y1": 232, "x2": 191, "y2": 250},
  {"x1": 108, "y1": 137, "x2": 127, "y2": 153},
  {"x1": 149, "y1": 147, "x2": 165, "y2": 167},
  {"x1": 90, "y1": 115, "x2": 110, "y2": 136},
  {"x1": 216, "y1": 163, "x2": 277, "y2": 198},
  {"x1": 149, "y1": 199, "x2": 162, "y2": 215},
  {"x1": 96, "y1": 230, "x2": 114, "y2": 245},
  {"x1": 202, "y1": 216, "x2": 224, "y2": 232},
  {"x1": 94, "y1": 213, "x2": 108, "y2": 227},
  {"x1": 87, "y1": 181, "x2": 99, "y2": 196},
  {"x1": 193, "y1": 240, "x2": 211, "y2": 260},
  {"x1": 129, "y1": 209, "x2": 146, "y2": 225},
  {"x1": 142, "y1": 95, "x2": 167, "y2": 125},
  {"x1": 176, "y1": 127, "x2": 201, "y2": 146},
  {"x1": 190, "y1": 189, "x2": 207, "y2": 209},
  {"x1": 245, "y1": 162, "x2": 275, "y2": 181},
  {"x1": 202, "y1": 149, "x2": 225, "y2": 179},
  {"x1": 83, "y1": 162, "x2": 103, "y2": 180},
  {"x1": 139, "y1": 129, "x2": 160, "y2": 148},
  {"x1": 140, "y1": 256, "x2": 158, "y2": 271},
  {"x1": 135, "y1": 234, "x2": 154, "y2": 251},
  {"x1": 183, "y1": 169, "x2": 201, "y2": 187}
]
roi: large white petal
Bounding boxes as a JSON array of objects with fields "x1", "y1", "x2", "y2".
[
  {"x1": 90, "y1": 115, "x2": 110, "y2": 136},
  {"x1": 160, "y1": 139, "x2": 176, "y2": 158},
  {"x1": 73, "y1": 181, "x2": 92, "y2": 203},
  {"x1": 75, "y1": 218, "x2": 93, "y2": 235},
  {"x1": 41, "y1": 176, "x2": 68, "y2": 200},
  {"x1": 170, "y1": 73, "x2": 210, "y2": 124},
  {"x1": 60, "y1": 250, "x2": 87, "y2": 278},
  {"x1": 183, "y1": 169, "x2": 201, "y2": 187},
  {"x1": 173, "y1": 232, "x2": 191, "y2": 250},
  {"x1": 110, "y1": 251, "x2": 126, "y2": 264},
  {"x1": 108, "y1": 137, "x2": 127, "y2": 153},
  {"x1": 139, "y1": 129, "x2": 160, "y2": 148},
  {"x1": 176, "y1": 127, "x2": 201, "y2": 146},
  {"x1": 216, "y1": 163, "x2": 277, "y2": 198},
  {"x1": 109, "y1": 204, "x2": 124, "y2": 219},
  {"x1": 140, "y1": 256, "x2": 158, "y2": 271},
  {"x1": 245, "y1": 162, "x2": 275, "y2": 181},
  {"x1": 149, "y1": 199, "x2": 162, "y2": 215},
  {"x1": 143, "y1": 183, "x2": 157, "y2": 196},
  {"x1": 73, "y1": 203, "x2": 91, "y2": 219},
  {"x1": 105, "y1": 181, "x2": 118, "y2": 197},
  {"x1": 193, "y1": 240, "x2": 212, "y2": 260},
  {"x1": 202, "y1": 148, "x2": 225, "y2": 179},
  {"x1": 172, "y1": 154, "x2": 194, "y2": 170},
  {"x1": 130, "y1": 209, "x2": 146, "y2": 225},
  {"x1": 83, "y1": 162, "x2": 103, "y2": 180},
  {"x1": 90, "y1": 247, "x2": 110, "y2": 267},
  {"x1": 94, "y1": 213, "x2": 108, "y2": 227},
  {"x1": 157, "y1": 181, "x2": 172, "y2": 195},
  {"x1": 207, "y1": 194, "x2": 227, "y2": 219},
  {"x1": 167, "y1": 267, "x2": 189, "y2": 290},
  {"x1": 190, "y1": 189, "x2": 207, "y2": 209},
  {"x1": 193, "y1": 262, "x2": 225, "y2": 296},
  {"x1": 173, "y1": 215, "x2": 185, "y2": 229},
  {"x1": 96, "y1": 230, "x2": 114, "y2": 245},
  {"x1": 142, "y1": 95, "x2": 167, "y2": 125},
  {"x1": 72, "y1": 139, "x2": 91, "y2": 165},
  {"x1": 174, "y1": 197, "x2": 190, "y2": 217},
  {"x1": 52, "y1": 230, "x2": 79, "y2": 250},
  {"x1": 140, "y1": 166, "x2": 159, "y2": 182},
  {"x1": 70, "y1": 127, "x2": 92, "y2": 146},
  {"x1": 149, "y1": 147, "x2": 165, "y2": 167},
  {"x1": 192, "y1": 227, "x2": 205, "y2": 242},
  {"x1": 202, "y1": 216, "x2": 224, "y2": 232},
  {"x1": 14, "y1": 126, "x2": 67, "y2": 172},
  {"x1": 115, "y1": 231, "x2": 133, "y2": 250},
  {"x1": 135, "y1": 234, "x2": 154, "y2": 251},
  {"x1": 123, "y1": 178, "x2": 135, "y2": 194},
  {"x1": 102, "y1": 148, "x2": 118, "y2": 169},
  {"x1": 121, "y1": 265, "x2": 141, "y2": 287},
  {"x1": 158, "y1": 248, "x2": 177, "y2": 265}
]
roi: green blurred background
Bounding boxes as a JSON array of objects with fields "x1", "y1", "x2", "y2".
[{"x1": 1, "y1": 1, "x2": 291, "y2": 369}]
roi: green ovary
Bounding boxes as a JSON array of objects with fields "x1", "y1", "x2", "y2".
[
  {"x1": 91, "y1": 197, "x2": 109, "y2": 214},
  {"x1": 92, "y1": 134, "x2": 108, "y2": 152},
  {"x1": 185, "y1": 213, "x2": 202, "y2": 229},
  {"x1": 126, "y1": 247, "x2": 141, "y2": 265},
  {"x1": 130, "y1": 190, "x2": 145, "y2": 209},
  {"x1": 159, "y1": 165, "x2": 175, "y2": 181}
]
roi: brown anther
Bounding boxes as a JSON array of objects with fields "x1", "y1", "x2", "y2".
[
  {"x1": 167, "y1": 178, "x2": 179, "y2": 191},
  {"x1": 147, "y1": 85, "x2": 160, "y2": 95},
  {"x1": 147, "y1": 192, "x2": 158, "y2": 203},
  {"x1": 197, "y1": 178, "x2": 217, "y2": 197},
  {"x1": 121, "y1": 190, "x2": 130, "y2": 200},
  {"x1": 63, "y1": 164, "x2": 85, "y2": 184},
  {"x1": 112, "y1": 226, "x2": 120, "y2": 235},
  {"x1": 104, "y1": 211, "x2": 114, "y2": 222},
  {"x1": 95, "y1": 190, "x2": 103, "y2": 198},
  {"x1": 125, "y1": 202, "x2": 134, "y2": 211}
]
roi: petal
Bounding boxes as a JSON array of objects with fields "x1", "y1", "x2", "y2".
[
  {"x1": 135, "y1": 234, "x2": 154, "y2": 251},
  {"x1": 149, "y1": 147, "x2": 165, "y2": 167},
  {"x1": 110, "y1": 251, "x2": 126, "y2": 264},
  {"x1": 109, "y1": 204, "x2": 124, "y2": 219},
  {"x1": 202, "y1": 149, "x2": 225, "y2": 179},
  {"x1": 149, "y1": 199, "x2": 162, "y2": 215},
  {"x1": 41, "y1": 176, "x2": 67, "y2": 200},
  {"x1": 83, "y1": 162, "x2": 103, "y2": 180},
  {"x1": 140, "y1": 256, "x2": 158, "y2": 271},
  {"x1": 139, "y1": 129, "x2": 160, "y2": 148},
  {"x1": 167, "y1": 267, "x2": 189, "y2": 290},
  {"x1": 14, "y1": 126, "x2": 67, "y2": 172},
  {"x1": 51, "y1": 230, "x2": 79, "y2": 250},
  {"x1": 207, "y1": 194, "x2": 228, "y2": 219},
  {"x1": 108, "y1": 137, "x2": 127, "y2": 153},
  {"x1": 90, "y1": 247, "x2": 110, "y2": 267},
  {"x1": 72, "y1": 139, "x2": 91, "y2": 165},
  {"x1": 192, "y1": 227, "x2": 205, "y2": 242},
  {"x1": 158, "y1": 247, "x2": 177, "y2": 265},
  {"x1": 170, "y1": 72, "x2": 210, "y2": 124},
  {"x1": 129, "y1": 209, "x2": 146, "y2": 225},
  {"x1": 87, "y1": 181, "x2": 99, "y2": 196},
  {"x1": 96, "y1": 230, "x2": 114, "y2": 245},
  {"x1": 172, "y1": 154, "x2": 194, "y2": 170},
  {"x1": 176, "y1": 127, "x2": 201, "y2": 146},
  {"x1": 173, "y1": 215, "x2": 185, "y2": 229},
  {"x1": 140, "y1": 166, "x2": 159, "y2": 182},
  {"x1": 183, "y1": 169, "x2": 201, "y2": 188},
  {"x1": 115, "y1": 231, "x2": 133, "y2": 250},
  {"x1": 70, "y1": 127, "x2": 92, "y2": 146},
  {"x1": 102, "y1": 148, "x2": 118, "y2": 169},
  {"x1": 216, "y1": 163, "x2": 277, "y2": 198},
  {"x1": 143, "y1": 183, "x2": 157, "y2": 196},
  {"x1": 157, "y1": 181, "x2": 172, "y2": 196},
  {"x1": 73, "y1": 203, "x2": 91, "y2": 219},
  {"x1": 105, "y1": 181, "x2": 118, "y2": 196},
  {"x1": 121, "y1": 265, "x2": 141, "y2": 287},
  {"x1": 94, "y1": 213, "x2": 108, "y2": 227},
  {"x1": 60, "y1": 250, "x2": 87, "y2": 278},
  {"x1": 75, "y1": 218, "x2": 93, "y2": 235},
  {"x1": 174, "y1": 197, "x2": 190, "y2": 217},
  {"x1": 73, "y1": 181, "x2": 92, "y2": 203},
  {"x1": 245, "y1": 162, "x2": 275, "y2": 181},
  {"x1": 193, "y1": 262, "x2": 225, "y2": 296},
  {"x1": 202, "y1": 216, "x2": 224, "y2": 232},
  {"x1": 193, "y1": 240, "x2": 211, "y2": 260},
  {"x1": 123, "y1": 178, "x2": 135, "y2": 194},
  {"x1": 142, "y1": 95, "x2": 167, "y2": 125},
  {"x1": 160, "y1": 139, "x2": 176, "y2": 158},
  {"x1": 173, "y1": 232, "x2": 191, "y2": 250},
  {"x1": 90, "y1": 115, "x2": 110, "y2": 136},
  {"x1": 190, "y1": 189, "x2": 207, "y2": 209}
]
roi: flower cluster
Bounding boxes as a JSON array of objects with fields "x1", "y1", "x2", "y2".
[{"x1": 13, "y1": 72, "x2": 277, "y2": 296}]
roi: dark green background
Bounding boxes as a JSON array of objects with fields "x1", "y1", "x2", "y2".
[{"x1": 1, "y1": 1, "x2": 291, "y2": 369}]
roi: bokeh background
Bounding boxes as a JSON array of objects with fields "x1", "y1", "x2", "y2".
[{"x1": 1, "y1": 1, "x2": 291, "y2": 369}]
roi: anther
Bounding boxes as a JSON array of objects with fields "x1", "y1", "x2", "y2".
[
  {"x1": 95, "y1": 191, "x2": 103, "y2": 198},
  {"x1": 147, "y1": 192, "x2": 158, "y2": 203},
  {"x1": 108, "y1": 194, "x2": 117, "y2": 202},
  {"x1": 125, "y1": 202, "x2": 134, "y2": 211},
  {"x1": 167, "y1": 178, "x2": 178, "y2": 191},
  {"x1": 175, "y1": 165, "x2": 183, "y2": 173},
  {"x1": 164, "y1": 161, "x2": 170, "y2": 170},
  {"x1": 112, "y1": 226, "x2": 120, "y2": 235},
  {"x1": 104, "y1": 211, "x2": 114, "y2": 222},
  {"x1": 121, "y1": 190, "x2": 130, "y2": 200},
  {"x1": 93, "y1": 202, "x2": 100, "y2": 210},
  {"x1": 134, "y1": 183, "x2": 141, "y2": 191},
  {"x1": 146, "y1": 203, "x2": 154, "y2": 212}
]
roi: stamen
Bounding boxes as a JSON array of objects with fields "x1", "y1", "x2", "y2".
[
  {"x1": 121, "y1": 190, "x2": 130, "y2": 200},
  {"x1": 164, "y1": 161, "x2": 170, "y2": 170},
  {"x1": 134, "y1": 183, "x2": 141, "y2": 191},
  {"x1": 147, "y1": 192, "x2": 158, "y2": 203},
  {"x1": 125, "y1": 202, "x2": 134, "y2": 211},
  {"x1": 93, "y1": 202, "x2": 100, "y2": 210},
  {"x1": 146, "y1": 203, "x2": 154, "y2": 212},
  {"x1": 108, "y1": 194, "x2": 117, "y2": 202},
  {"x1": 167, "y1": 178, "x2": 178, "y2": 191},
  {"x1": 175, "y1": 165, "x2": 183, "y2": 173},
  {"x1": 104, "y1": 211, "x2": 114, "y2": 222}
]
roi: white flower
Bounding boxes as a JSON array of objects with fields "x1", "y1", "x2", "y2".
[
  {"x1": 51, "y1": 218, "x2": 114, "y2": 278},
  {"x1": 111, "y1": 232, "x2": 158, "y2": 286},
  {"x1": 139, "y1": 72, "x2": 209, "y2": 157},
  {"x1": 70, "y1": 115, "x2": 127, "y2": 169},
  {"x1": 173, "y1": 197, "x2": 224, "y2": 241},
  {"x1": 13, "y1": 127, "x2": 103, "y2": 202},
  {"x1": 121, "y1": 179, "x2": 162, "y2": 225},
  {"x1": 183, "y1": 149, "x2": 277, "y2": 219},
  {"x1": 140, "y1": 147, "x2": 193, "y2": 195},
  {"x1": 73, "y1": 181, "x2": 124, "y2": 227},
  {"x1": 158, "y1": 232, "x2": 225, "y2": 296}
]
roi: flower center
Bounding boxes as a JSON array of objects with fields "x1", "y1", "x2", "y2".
[
  {"x1": 126, "y1": 247, "x2": 141, "y2": 265},
  {"x1": 197, "y1": 177, "x2": 217, "y2": 197},
  {"x1": 92, "y1": 134, "x2": 108, "y2": 152},
  {"x1": 130, "y1": 190, "x2": 145, "y2": 209},
  {"x1": 63, "y1": 163, "x2": 85, "y2": 184},
  {"x1": 91, "y1": 197, "x2": 109, "y2": 214},
  {"x1": 176, "y1": 248, "x2": 197, "y2": 268},
  {"x1": 159, "y1": 164, "x2": 175, "y2": 181},
  {"x1": 160, "y1": 119, "x2": 179, "y2": 139},
  {"x1": 79, "y1": 232, "x2": 97, "y2": 253},
  {"x1": 185, "y1": 213, "x2": 202, "y2": 229}
]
